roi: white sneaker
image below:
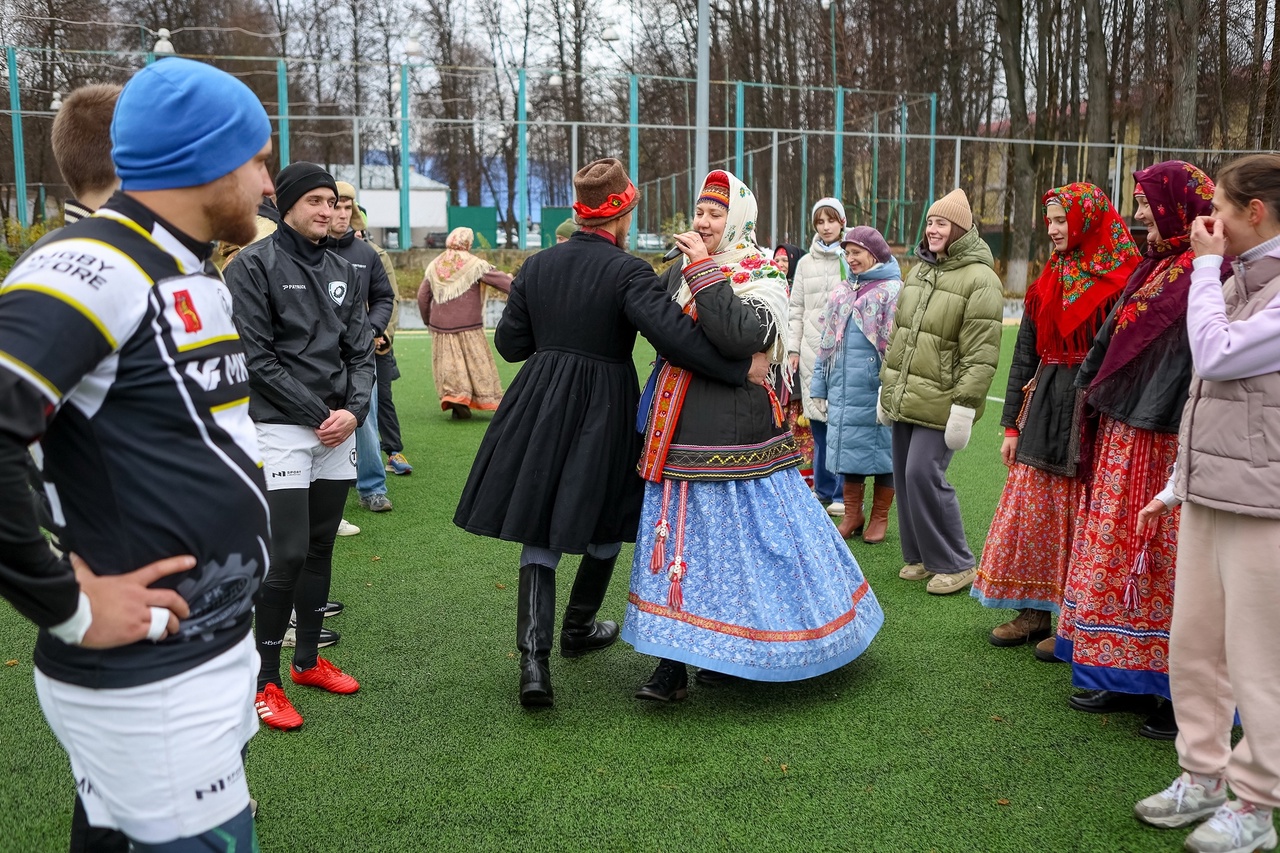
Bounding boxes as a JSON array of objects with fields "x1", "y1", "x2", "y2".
[
  {"x1": 826, "y1": 501, "x2": 845, "y2": 517},
  {"x1": 1184, "y1": 800, "x2": 1278, "y2": 853},
  {"x1": 1134, "y1": 772, "x2": 1229, "y2": 828},
  {"x1": 336, "y1": 518, "x2": 361, "y2": 536}
]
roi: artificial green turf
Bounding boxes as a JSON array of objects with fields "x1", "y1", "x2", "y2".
[{"x1": 0, "y1": 326, "x2": 1213, "y2": 851}]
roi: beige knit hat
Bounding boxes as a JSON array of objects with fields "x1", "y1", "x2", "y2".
[
  {"x1": 334, "y1": 180, "x2": 367, "y2": 231},
  {"x1": 926, "y1": 188, "x2": 973, "y2": 232}
]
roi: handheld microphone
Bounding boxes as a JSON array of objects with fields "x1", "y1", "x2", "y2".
[{"x1": 662, "y1": 243, "x2": 682, "y2": 262}]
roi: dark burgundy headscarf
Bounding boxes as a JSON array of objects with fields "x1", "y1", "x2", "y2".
[{"x1": 1089, "y1": 160, "x2": 1215, "y2": 391}]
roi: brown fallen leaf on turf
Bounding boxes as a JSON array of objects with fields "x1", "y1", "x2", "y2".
[
  {"x1": 997, "y1": 799, "x2": 1010, "y2": 806},
  {"x1": 5, "y1": 660, "x2": 17, "y2": 666},
  {"x1": 365, "y1": 582, "x2": 373, "y2": 587},
  {"x1": 495, "y1": 583, "x2": 507, "y2": 590},
  {"x1": 370, "y1": 555, "x2": 381, "y2": 562},
  {"x1": 780, "y1": 764, "x2": 788, "y2": 773},
  {"x1": 991, "y1": 715, "x2": 1004, "y2": 722}
]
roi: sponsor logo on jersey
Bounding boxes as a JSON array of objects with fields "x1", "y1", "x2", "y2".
[
  {"x1": 282, "y1": 283, "x2": 307, "y2": 290},
  {"x1": 328, "y1": 280, "x2": 348, "y2": 305},
  {"x1": 184, "y1": 352, "x2": 249, "y2": 392},
  {"x1": 173, "y1": 289, "x2": 203, "y2": 333},
  {"x1": 272, "y1": 469, "x2": 303, "y2": 478}
]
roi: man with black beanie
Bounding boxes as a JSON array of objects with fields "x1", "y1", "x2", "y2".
[{"x1": 223, "y1": 161, "x2": 374, "y2": 731}]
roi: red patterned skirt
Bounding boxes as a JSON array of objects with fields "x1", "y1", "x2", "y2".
[
  {"x1": 1056, "y1": 416, "x2": 1179, "y2": 698},
  {"x1": 972, "y1": 463, "x2": 1084, "y2": 612}
]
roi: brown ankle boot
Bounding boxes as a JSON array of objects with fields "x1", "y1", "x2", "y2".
[
  {"x1": 835, "y1": 482, "x2": 865, "y2": 538},
  {"x1": 989, "y1": 608, "x2": 1052, "y2": 647},
  {"x1": 862, "y1": 485, "x2": 895, "y2": 544}
]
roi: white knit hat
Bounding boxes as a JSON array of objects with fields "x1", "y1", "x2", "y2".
[{"x1": 811, "y1": 197, "x2": 847, "y2": 227}]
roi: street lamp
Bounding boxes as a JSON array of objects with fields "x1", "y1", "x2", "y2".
[
  {"x1": 819, "y1": 0, "x2": 836, "y2": 86},
  {"x1": 548, "y1": 72, "x2": 563, "y2": 88},
  {"x1": 602, "y1": 25, "x2": 620, "y2": 41}
]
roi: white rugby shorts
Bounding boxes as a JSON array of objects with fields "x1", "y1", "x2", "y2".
[
  {"x1": 34, "y1": 633, "x2": 259, "y2": 844},
  {"x1": 255, "y1": 422, "x2": 357, "y2": 491}
]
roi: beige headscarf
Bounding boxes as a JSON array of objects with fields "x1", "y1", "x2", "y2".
[{"x1": 422, "y1": 226, "x2": 493, "y2": 303}]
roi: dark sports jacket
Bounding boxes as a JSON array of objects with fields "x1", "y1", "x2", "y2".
[
  {"x1": 331, "y1": 229, "x2": 396, "y2": 338},
  {"x1": 223, "y1": 221, "x2": 375, "y2": 428}
]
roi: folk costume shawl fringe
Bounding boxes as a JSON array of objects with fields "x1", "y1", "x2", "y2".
[
  {"x1": 815, "y1": 257, "x2": 903, "y2": 366},
  {"x1": 423, "y1": 226, "x2": 494, "y2": 304},
  {"x1": 1026, "y1": 182, "x2": 1140, "y2": 365}
]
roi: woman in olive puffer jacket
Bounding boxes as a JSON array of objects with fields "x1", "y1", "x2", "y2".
[{"x1": 878, "y1": 188, "x2": 1003, "y2": 596}]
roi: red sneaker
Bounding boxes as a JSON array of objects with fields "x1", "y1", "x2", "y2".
[
  {"x1": 290, "y1": 657, "x2": 360, "y2": 694},
  {"x1": 255, "y1": 683, "x2": 303, "y2": 731}
]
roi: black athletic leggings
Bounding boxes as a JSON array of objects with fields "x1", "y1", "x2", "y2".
[{"x1": 255, "y1": 479, "x2": 351, "y2": 689}]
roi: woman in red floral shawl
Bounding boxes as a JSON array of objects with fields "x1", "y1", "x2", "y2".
[
  {"x1": 1054, "y1": 161, "x2": 1224, "y2": 741},
  {"x1": 972, "y1": 183, "x2": 1138, "y2": 650}
]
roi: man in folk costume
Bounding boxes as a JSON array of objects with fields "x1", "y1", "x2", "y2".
[
  {"x1": 417, "y1": 227, "x2": 514, "y2": 419},
  {"x1": 454, "y1": 158, "x2": 771, "y2": 708}
]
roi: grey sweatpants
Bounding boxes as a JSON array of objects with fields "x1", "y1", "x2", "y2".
[{"x1": 892, "y1": 421, "x2": 975, "y2": 573}]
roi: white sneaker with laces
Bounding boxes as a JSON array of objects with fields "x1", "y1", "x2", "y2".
[
  {"x1": 826, "y1": 502, "x2": 845, "y2": 517},
  {"x1": 1184, "y1": 800, "x2": 1278, "y2": 853},
  {"x1": 1134, "y1": 772, "x2": 1229, "y2": 828},
  {"x1": 336, "y1": 518, "x2": 361, "y2": 536}
]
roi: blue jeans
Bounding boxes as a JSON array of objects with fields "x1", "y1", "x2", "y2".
[
  {"x1": 356, "y1": 385, "x2": 386, "y2": 499},
  {"x1": 809, "y1": 418, "x2": 844, "y2": 503}
]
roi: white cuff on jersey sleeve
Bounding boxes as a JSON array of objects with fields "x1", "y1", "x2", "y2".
[{"x1": 47, "y1": 591, "x2": 92, "y2": 645}]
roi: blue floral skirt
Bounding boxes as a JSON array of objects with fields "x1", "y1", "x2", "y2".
[{"x1": 621, "y1": 467, "x2": 883, "y2": 681}]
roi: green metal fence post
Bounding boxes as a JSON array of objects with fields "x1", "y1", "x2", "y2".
[
  {"x1": 277, "y1": 60, "x2": 290, "y2": 167},
  {"x1": 734, "y1": 80, "x2": 744, "y2": 177},
  {"x1": 834, "y1": 86, "x2": 845, "y2": 201},
  {"x1": 7, "y1": 47, "x2": 28, "y2": 229},
  {"x1": 630, "y1": 73, "x2": 639, "y2": 248},
  {"x1": 517, "y1": 68, "x2": 528, "y2": 251},
  {"x1": 399, "y1": 63, "x2": 411, "y2": 250}
]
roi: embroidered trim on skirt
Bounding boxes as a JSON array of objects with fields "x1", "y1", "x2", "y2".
[
  {"x1": 621, "y1": 466, "x2": 883, "y2": 681},
  {"x1": 1055, "y1": 416, "x2": 1179, "y2": 698},
  {"x1": 971, "y1": 462, "x2": 1083, "y2": 613},
  {"x1": 431, "y1": 328, "x2": 503, "y2": 411}
]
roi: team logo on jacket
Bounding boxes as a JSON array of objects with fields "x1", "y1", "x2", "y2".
[
  {"x1": 328, "y1": 280, "x2": 347, "y2": 305},
  {"x1": 173, "y1": 289, "x2": 203, "y2": 333}
]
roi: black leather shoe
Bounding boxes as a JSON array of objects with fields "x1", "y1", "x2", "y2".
[
  {"x1": 1138, "y1": 701, "x2": 1179, "y2": 741},
  {"x1": 694, "y1": 668, "x2": 740, "y2": 687},
  {"x1": 635, "y1": 659, "x2": 688, "y2": 702},
  {"x1": 560, "y1": 553, "x2": 620, "y2": 658},
  {"x1": 1067, "y1": 689, "x2": 1158, "y2": 715}
]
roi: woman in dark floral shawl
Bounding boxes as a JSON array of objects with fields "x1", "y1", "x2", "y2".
[{"x1": 1055, "y1": 161, "x2": 1225, "y2": 741}]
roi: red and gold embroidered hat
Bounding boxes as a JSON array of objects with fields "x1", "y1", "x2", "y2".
[{"x1": 698, "y1": 170, "x2": 731, "y2": 209}]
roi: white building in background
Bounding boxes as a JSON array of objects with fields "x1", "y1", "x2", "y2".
[{"x1": 327, "y1": 165, "x2": 450, "y2": 249}]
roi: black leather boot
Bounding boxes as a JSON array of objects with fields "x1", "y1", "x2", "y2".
[
  {"x1": 517, "y1": 564, "x2": 555, "y2": 708},
  {"x1": 635, "y1": 658, "x2": 689, "y2": 702},
  {"x1": 559, "y1": 553, "x2": 620, "y2": 658}
]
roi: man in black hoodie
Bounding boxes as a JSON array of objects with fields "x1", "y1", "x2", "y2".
[
  {"x1": 223, "y1": 162, "x2": 374, "y2": 731},
  {"x1": 329, "y1": 180, "x2": 396, "y2": 512}
]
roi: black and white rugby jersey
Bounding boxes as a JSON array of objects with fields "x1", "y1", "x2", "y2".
[{"x1": 0, "y1": 194, "x2": 270, "y2": 688}]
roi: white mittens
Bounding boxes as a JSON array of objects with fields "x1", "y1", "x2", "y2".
[
  {"x1": 811, "y1": 397, "x2": 828, "y2": 419},
  {"x1": 876, "y1": 388, "x2": 890, "y2": 426},
  {"x1": 944, "y1": 404, "x2": 976, "y2": 451}
]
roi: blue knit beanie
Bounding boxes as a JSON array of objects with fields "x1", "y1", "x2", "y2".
[{"x1": 112, "y1": 58, "x2": 271, "y2": 191}]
